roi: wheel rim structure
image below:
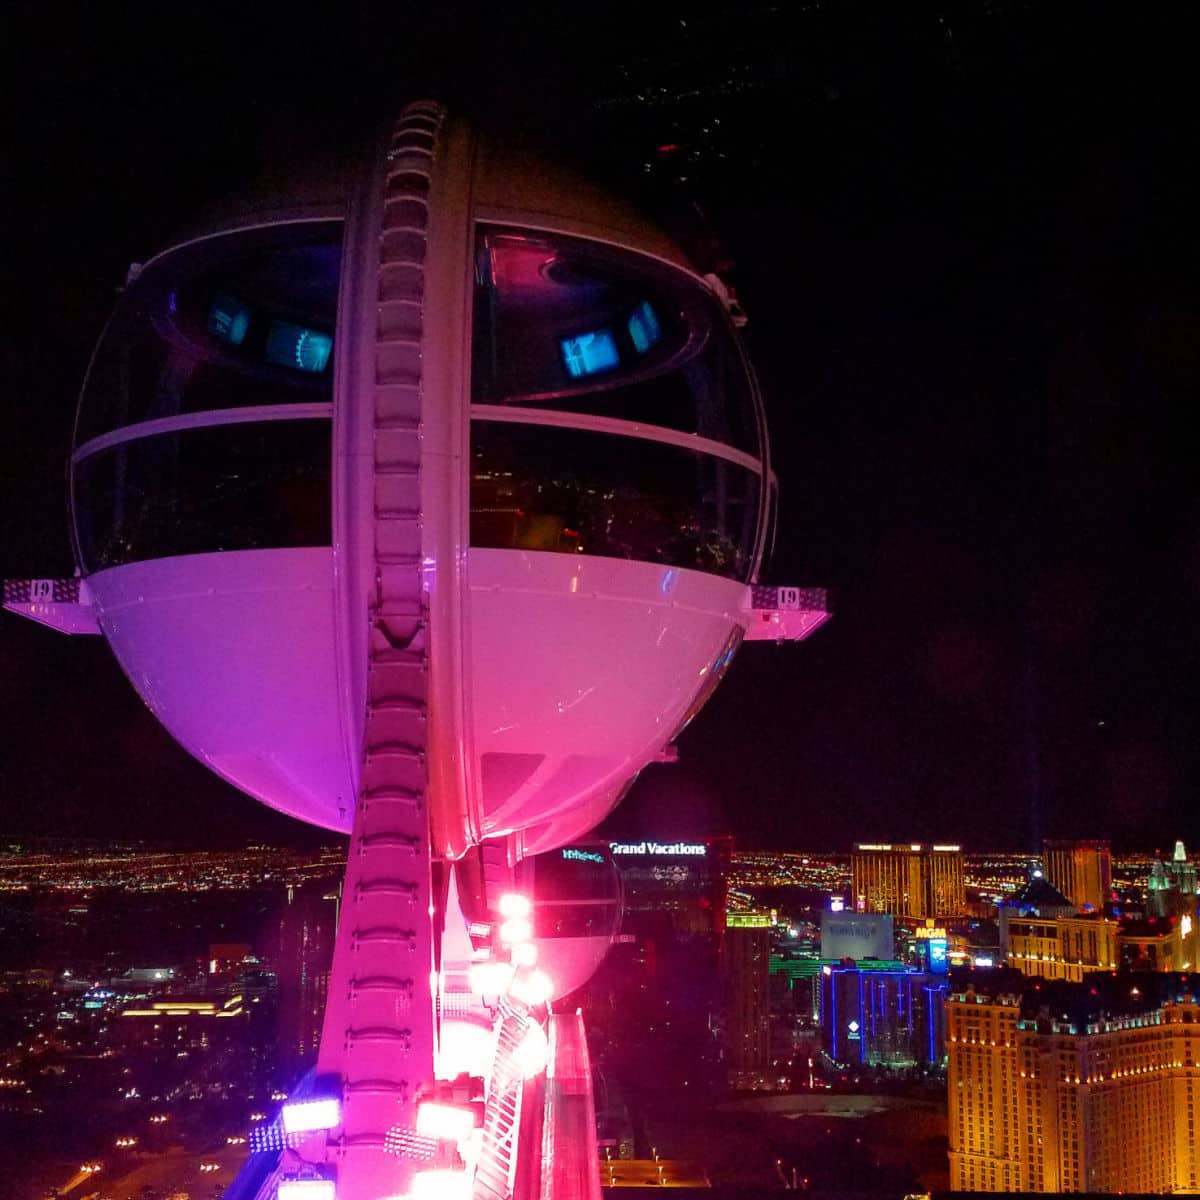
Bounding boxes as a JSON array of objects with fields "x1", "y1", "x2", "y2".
[{"x1": 302, "y1": 101, "x2": 445, "y2": 1200}]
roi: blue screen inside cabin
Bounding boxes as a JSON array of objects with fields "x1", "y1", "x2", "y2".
[
  {"x1": 265, "y1": 322, "x2": 333, "y2": 373},
  {"x1": 560, "y1": 329, "x2": 620, "y2": 379},
  {"x1": 627, "y1": 300, "x2": 662, "y2": 354}
]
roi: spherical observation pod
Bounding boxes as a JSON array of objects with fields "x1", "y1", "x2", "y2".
[
  {"x1": 516, "y1": 842, "x2": 623, "y2": 1001},
  {"x1": 66, "y1": 103, "x2": 785, "y2": 860},
  {"x1": 4, "y1": 101, "x2": 838, "y2": 1200}
]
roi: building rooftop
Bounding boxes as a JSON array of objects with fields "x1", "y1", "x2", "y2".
[
  {"x1": 1118, "y1": 914, "x2": 1181, "y2": 938},
  {"x1": 1009, "y1": 873, "x2": 1073, "y2": 910},
  {"x1": 948, "y1": 966, "x2": 1200, "y2": 1030}
]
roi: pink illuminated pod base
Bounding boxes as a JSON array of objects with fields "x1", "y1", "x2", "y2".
[{"x1": 4, "y1": 99, "x2": 828, "y2": 1200}]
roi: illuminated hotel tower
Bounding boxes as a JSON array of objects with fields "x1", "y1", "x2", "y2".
[
  {"x1": 851, "y1": 843, "x2": 965, "y2": 923},
  {"x1": 1005, "y1": 913, "x2": 1119, "y2": 983},
  {"x1": 725, "y1": 911, "x2": 772, "y2": 1089},
  {"x1": 1042, "y1": 839, "x2": 1112, "y2": 912},
  {"x1": 948, "y1": 979, "x2": 1200, "y2": 1193},
  {"x1": 270, "y1": 884, "x2": 337, "y2": 1076}
]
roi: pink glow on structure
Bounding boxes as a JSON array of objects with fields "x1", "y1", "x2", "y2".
[
  {"x1": 85, "y1": 550, "x2": 352, "y2": 833},
  {"x1": 466, "y1": 551, "x2": 752, "y2": 848},
  {"x1": 382, "y1": 1127, "x2": 437, "y2": 1161},
  {"x1": 539, "y1": 1012, "x2": 602, "y2": 1200}
]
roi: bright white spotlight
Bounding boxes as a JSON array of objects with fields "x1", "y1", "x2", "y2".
[
  {"x1": 281, "y1": 1097, "x2": 341, "y2": 1134},
  {"x1": 416, "y1": 1101, "x2": 476, "y2": 1143},
  {"x1": 511, "y1": 942, "x2": 538, "y2": 967},
  {"x1": 512, "y1": 1021, "x2": 550, "y2": 1079},
  {"x1": 509, "y1": 968, "x2": 553, "y2": 1008},
  {"x1": 436, "y1": 1017, "x2": 496, "y2": 1080},
  {"x1": 498, "y1": 917, "x2": 532, "y2": 945},
  {"x1": 278, "y1": 1181, "x2": 336, "y2": 1200},
  {"x1": 458, "y1": 1126, "x2": 484, "y2": 1167},
  {"x1": 468, "y1": 960, "x2": 514, "y2": 997},
  {"x1": 410, "y1": 1168, "x2": 472, "y2": 1200},
  {"x1": 498, "y1": 893, "x2": 531, "y2": 919}
]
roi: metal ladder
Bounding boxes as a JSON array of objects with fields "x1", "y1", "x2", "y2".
[
  {"x1": 474, "y1": 999, "x2": 536, "y2": 1200},
  {"x1": 311, "y1": 100, "x2": 447, "y2": 1200}
]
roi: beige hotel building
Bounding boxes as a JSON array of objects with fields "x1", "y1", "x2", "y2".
[
  {"x1": 851, "y1": 842, "x2": 965, "y2": 923},
  {"x1": 948, "y1": 981, "x2": 1200, "y2": 1192}
]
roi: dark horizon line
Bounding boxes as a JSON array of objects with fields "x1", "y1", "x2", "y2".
[{"x1": 0, "y1": 833, "x2": 1187, "y2": 859}]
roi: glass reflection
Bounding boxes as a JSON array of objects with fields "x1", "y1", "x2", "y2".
[
  {"x1": 74, "y1": 420, "x2": 332, "y2": 572},
  {"x1": 76, "y1": 224, "x2": 342, "y2": 445},
  {"x1": 470, "y1": 421, "x2": 759, "y2": 581},
  {"x1": 473, "y1": 229, "x2": 760, "y2": 456}
]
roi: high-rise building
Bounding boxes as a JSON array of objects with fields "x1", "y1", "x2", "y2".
[
  {"x1": 610, "y1": 835, "x2": 732, "y2": 936},
  {"x1": 1117, "y1": 914, "x2": 1199, "y2": 973},
  {"x1": 769, "y1": 953, "x2": 826, "y2": 1026},
  {"x1": 820, "y1": 961, "x2": 948, "y2": 1068},
  {"x1": 996, "y1": 870, "x2": 1077, "y2": 957},
  {"x1": 1006, "y1": 913, "x2": 1119, "y2": 982},
  {"x1": 1003, "y1": 910, "x2": 1198, "y2": 980},
  {"x1": 1147, "y1": 840, "x2": 1199, "y2": 918},
  {"x1": 267, "y1": 883, "x2": 337, "y2": 1075},
  {"x1": 820, "y1": 910, "x2": 894, "y2": 961},
  {"x1": 947, "y1": 974, "x2": 1200, "y2": 1193},
  {"x1": 207, "y1": 942, "x2": 252, "y2": 979},
  {"x1": 576, "y1": 837, "x2": 735, "y2": 1102},
  {"x1": 1042, "y1": 839, "x2": 1112, "y2": 912},
  {"x1": 851, "y1": 843, "x2": 965, "y2": 923},
  {"x1": 725, "y1": 911, "x2": 772, "y2": 1089}
]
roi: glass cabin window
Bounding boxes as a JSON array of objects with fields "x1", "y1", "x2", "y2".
[
  {"x1": 74, "y1": 419, "x2": 331, "y2": 572},
  {"x1": 470, "y1": 421, "x2": 759, "y2": 581},
  {"x1": 519, "y1": 848, "x2": 621, "y2": 902},
  {"x1": 533, "y1": 904, "x2": 622, "y2": 940},
  {"x1": 472, "y1": 228, "x2": 760, "y2": 456},
  {"x1": 76, "y1": 223, "x2": 342, "y2": 445}
]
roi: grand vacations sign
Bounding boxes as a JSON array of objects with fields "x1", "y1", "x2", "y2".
[{"x1": 609, "y1": 840, "x2": 707, "y2": 857}]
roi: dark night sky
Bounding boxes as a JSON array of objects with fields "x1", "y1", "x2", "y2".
[{"x1": 4, "y1": 2, "x2": 1200, "y2": 851}]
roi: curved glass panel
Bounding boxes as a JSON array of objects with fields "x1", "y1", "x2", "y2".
[
  {"x1": 533, "y1": 903, "x2": 622, "y2": 939},
  {"x1": 472, "y1": 229, "x2": 761, "y2": 456},
  {"x1": 520, "y1": 847, "x2": 621, "y2": 902},
  {"x1": 77, "y1": 223, "x2": 342, "y2": 444},
  {"x1": 470, "y1": 421, "x2": 759, "y2": 581},
  {"x1": 74, "y1": 420, "x2": 331, "y2": 573}
]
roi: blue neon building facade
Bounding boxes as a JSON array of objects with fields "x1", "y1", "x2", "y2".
[{"x1": 820, "y1": 962, "x2": 948, "y2": 1068}]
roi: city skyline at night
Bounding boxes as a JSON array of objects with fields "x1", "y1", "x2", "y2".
[{"x1": 3, "y1": 825, "x2": 1200, "y2": 1194}]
